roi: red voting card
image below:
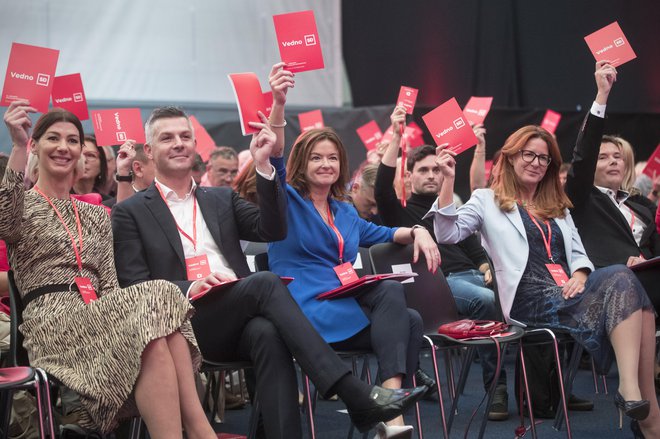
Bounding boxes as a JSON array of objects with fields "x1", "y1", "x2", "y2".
[
  {"x1": 263, "y1": 91, "x2": 273, "y2": 118},
  {"x1": 397, "y1": 86, "x2": 419, "y2": 114},
  {"x1": 51, "y1": 73, "x2": 88, "y2": 120},
  {"x1": 540, "y1": 109, "x2": 561, "y2": 134},
  {"x1": 463, "y1": 96, "x2": 493, "y2": 126},
  {"x1": 403, "y1": 122, "x2": 425, "y2": 148},
  {"x1": 189, "y1": 116, "x2": 217, "y2": 162},
  {"x1": 422, "y1": 98, "x2": 479, "y2": 155},
  {"x1": 1, "y1": 42, "x2": 59, "y2": 113},
  {"x1": 91, "y1": 108, "x2": 145, "y2": 146},
  {"x1": 228, "y1": 73, "x2": 267, "y2": 136},
  {"x1": 299, "y1": 109, "x2": 324, "y2": 132},
  {"x1": 190, "y1": 277, "x2": 294, "y2": 302},
  {"x1": 356, "y1": 120, "x2": 383, "y2": 151},
  {"x1": 584, "y1": 21, "x2": 637, "y2": 67},
  {"x1": 273, "y1": 10, "x2": 324, "y2": 73},
  {"x1": 642, "y1": 143, "x2": 660, "y2": 179}
]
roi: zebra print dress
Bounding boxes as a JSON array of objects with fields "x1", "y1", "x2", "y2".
[{"x1": 0, "y1": 168, "x2": 201, "y2": 433}]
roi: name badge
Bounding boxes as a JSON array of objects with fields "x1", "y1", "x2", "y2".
[
  {"x1": 333, "y1": 262, "x2": 359, "y2": 286},
  {"x1": 186, "y1": 255, "x2": 211, "y2": 281},
  {"x1": 75, "y1": 277, "x2": 98, "y2": 304},
  {"x1": 546, "y1": 264, "x2": 569, "y2": 286}
]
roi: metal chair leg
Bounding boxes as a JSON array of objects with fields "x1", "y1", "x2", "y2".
[{"x1": 424, "y1": 336, "x2": 448, "y2": 439}]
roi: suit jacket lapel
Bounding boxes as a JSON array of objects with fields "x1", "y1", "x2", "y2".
[
  {"x1": 504, "y1": 205, "x2": 526, "y2": 240},
  {"x1": 195, "y1": 187, "x2": 224, "y2": 253},
  {"x1": 144, "y1": 184, "x2": 186, "y2": 266}
]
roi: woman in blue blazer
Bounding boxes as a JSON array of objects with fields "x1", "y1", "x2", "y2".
[
  {"x1": 267, "y1": 126, "x2": 440, "y2": 433},
  {"x1": 427, "y1": 94, "x2": 658, "y2": 436}
]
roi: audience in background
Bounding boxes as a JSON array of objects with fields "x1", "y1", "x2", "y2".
[
  {"x1": 72, "y1": 135, "x2": 109, "y2": 200},
  {"x1": 347, "y1": 162, "x2": 380, "y2": 223},
  {"x1": 206, "y1": 146, "x2": 239, "y2": 187}
]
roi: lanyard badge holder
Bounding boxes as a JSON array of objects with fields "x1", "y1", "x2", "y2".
[
  {"x1": 35, "y1": 186, "x2": 98, "y2": 304},
  {"x1": 155, "y1": 183, "x2": 211, "y2": 281},
  {"x1": 326, "y1": 204, "x2": 360, "y2": 285},
  {"x1": 527, "y1": 211, "x2": 569, "y2": 286}
]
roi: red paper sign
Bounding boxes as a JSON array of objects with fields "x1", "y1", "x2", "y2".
[
  {"x1": 263, "y1": 91, "x2": 273, "y2": 118},
  {"x1": 189, "y1": 116, "x2": 217, "y2": 162},
  {"x1": 228, "y1": 72, "x2": 267, "y2": 136},
  {"x1": 540, "y1": 109, "x2": 562, "y2": 134},
  {"x1": 584, "y1": 21, "x2": 637, "y2": 67},
  {"x1": 273, "y1": 10, "x2": 324, "y2": 73},
  {"x1": 397, "y1": 86, "x2": 418, "y2": 114},
  {"x1": 642, "y1": 143, "x2": 660, "y2": 179},
  {"x1": 51, "y1": 73, "x2": 89, "y2": 120},
  {"x1": 299, "y1": 109, "x2": 324, "y2": 132},
  {"x1": 1, "y1": 42, "x2": 59, "y2": 113},
  {"x1": 463, "y1": 96, "x2": 493, "y2": 126},
  {"x1": 422, "y1": 98, "x2": 479, "y2": 155},
  {"x1": 91, "y1": 108, "x2": 145, "y2": 146},
  {"x1": 356, "y1": 121, "x2": 383, "y2": 151},
  {"x1": 403, "y1": 122, "x2": 425, "y2": 148}
]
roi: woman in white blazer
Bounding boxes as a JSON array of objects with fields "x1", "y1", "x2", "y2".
[{"x1": 426, "y1": 77, "x2": 658, "y2": 436}]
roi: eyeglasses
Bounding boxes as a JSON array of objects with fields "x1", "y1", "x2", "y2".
[{"x1": 519, "y1": 150, "x2": 552, "y2": 167}]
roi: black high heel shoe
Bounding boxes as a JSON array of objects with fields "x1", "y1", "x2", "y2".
[
  {"x1": 630, "y1": 420, "x2": 645, "y2": 439},
  {"x1": 348, "y1": 385, "x2": 427, "y2": 433},
  {"x1": 614, "y1": 391, "x2": 650, "y2": 428}
]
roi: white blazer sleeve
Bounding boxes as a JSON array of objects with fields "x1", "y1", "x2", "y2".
[
  {"x1": 564, "y1": 210, "x2": 595, "y2": 274},
  {"x1": 424, "y1": 189, "x2": 487, "y2": 244}
]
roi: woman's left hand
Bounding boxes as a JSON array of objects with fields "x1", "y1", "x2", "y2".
[
  {"x1": 412, "y1": 228, "x2": 441, "y2": 273},
  {"x1": 562, "y1": 271, "x2": 587, "y2": 299}
]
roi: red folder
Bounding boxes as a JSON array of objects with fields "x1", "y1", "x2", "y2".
[
  {"x1": 422, "y1": 98, "x2": 478, "y2": 155},
  {"x1": 540, "y1": 109, "x2": 561, "y2": 134},
  {"x1": 629, "y1": 256, "x2": 660, "y2": 273},
  {"x1": 356, "y1": 120, "x2": 383, "y2": 151},
  {"x1": 316, "y1": 272, "x2": 418, "y2": 301},
  {"x1": 641, "y1": 143, "x2": 660, "y2": 179},
  {"x1": 51, "y1": 73, "x2": 89, "y2": 120},
  {"x1": 273, "y1": 10, "x2": 324, "y2": 73},
  {"x1": 584, "y1": 21, "x2": 637, "y2": 67},
  {"x1": 189, "y1": 116, "x2": 216, "y2": 162},
  {"x1": 1, "y1": 42, "x2": 59, "y2": 113},
  {"x1": 91, "y1": 108, "x2": 145, "y2": 146},
  {"x1": 228, "y1": 73, "x2": 267, "y2": 136},
  {"x1": 299, "y1": 109, "x2": 324, "y2": 132},
  {"x1": 463, "y1": 97, "x2": 493, "y2": 126},
  {"x1": 397, "y1": 86, "x2": 418, "y2": 115},
  {"x1": 191, "y1": 277, "x2": 294, "y2": 302}
]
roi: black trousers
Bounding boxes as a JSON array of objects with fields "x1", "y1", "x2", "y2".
[
  {"x1": 330, "y1": 280, "x2": 423, "y2": 386},
  {"x1": 191, "y1": 272, "x2": 351, "y2": 439}
]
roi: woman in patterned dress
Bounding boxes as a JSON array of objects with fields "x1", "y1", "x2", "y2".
[
  {"x1": 427, "y1": 62, "x2": 659, "y2": 438},
  {"x1": 1, "y1": 100, "x2": 217, "y2": 439}
]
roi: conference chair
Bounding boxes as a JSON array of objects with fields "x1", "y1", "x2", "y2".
[{"x1": 369, "y1": 242, "x2": 524, "y2": 439}]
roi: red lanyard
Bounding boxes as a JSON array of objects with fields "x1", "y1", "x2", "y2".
[
  {"x1": 526, "y1": 210, "x2": 554, "y2": 263},
  {"x1": 34, "y1": 186, "x2": 84, "y2": 272},
  {"x1": 400, "y1": 142, "x2": 407, "y2": 208},
  {"x1": 326, "y1": 204, "x2": 345, "y2": 263},
  {"x1": 155, "y1": 183, "x2": 199, "y2": 252}
]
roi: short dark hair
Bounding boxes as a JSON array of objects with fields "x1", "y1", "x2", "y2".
[
  {"x1": 0, "y1": 153, "x2": 8, "y2": 179},
  {"x1": 406, "y1": 145, "x2": 436, "y2": 172},
  {"x1": 192, "y1": 153, "x2": 205, "y2": 172},
  {"x1": 145, "y1": 106, "x2": 191, "y2": 144}
]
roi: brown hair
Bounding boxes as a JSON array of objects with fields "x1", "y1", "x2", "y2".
[
  {"x1": 232, "y1": 158, "x2": 257, "y2": 204},
  {"x1": 31, "y1": 108, "x2": 84, "y2": 145},
  {"x1": 491, "y1": 125, "x2": 572, "y2": 219},
  {"x1": 286, "y1": 128, "x2": 349, "y2": 199}
]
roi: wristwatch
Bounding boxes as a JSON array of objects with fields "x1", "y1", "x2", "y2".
[{"x1": 114, "y1": 171, "x2": 133, "y2": 183}]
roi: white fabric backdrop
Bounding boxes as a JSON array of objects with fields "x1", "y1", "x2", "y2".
[{"x1": 0, "y1": 0, "x2": 343, "y2": 106}]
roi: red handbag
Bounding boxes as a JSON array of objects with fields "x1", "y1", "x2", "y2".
[{"x1": 438, "y1": 319, "x2": 508, "y2": 339}]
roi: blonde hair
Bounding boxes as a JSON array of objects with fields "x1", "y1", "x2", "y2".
[
  {"x1": 603, "y1": 136, "x2": 636, "y2": 193},
  {"x1": 491, "y1": 125, "x2": 572, "y2": 219}
]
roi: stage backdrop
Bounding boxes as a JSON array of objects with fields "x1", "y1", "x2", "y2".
[{"x1": 342, "y1": 0, "x2": 660, "y2": 113}]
